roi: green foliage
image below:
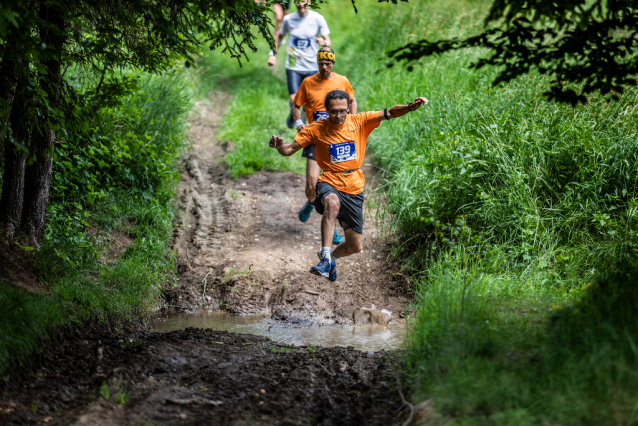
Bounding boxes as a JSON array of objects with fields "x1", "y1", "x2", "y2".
[
  {"x1": 99, "y1": 381, "x2": 110, "y2": 400},
  {"x1": 388, "y1": 0, "x2": 638, "y2": 105},
  {"x1": 45, "y1": 72, "x2": 189, "y2": 269},
  {"x1": 196, "y1": 50, "x2": 304, "y2": 178}
]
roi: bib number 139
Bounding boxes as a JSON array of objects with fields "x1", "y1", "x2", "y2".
[{"x1": 329, "y1": 141, "x2": 357, "y2": 163}]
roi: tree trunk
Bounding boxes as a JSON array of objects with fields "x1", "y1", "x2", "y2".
[
  {"x1": 0, "y1": 82, "x2": 28, "y2": 241},
  {"x1": 21, "y1": 1, "x2": 66, "y2": 245}
]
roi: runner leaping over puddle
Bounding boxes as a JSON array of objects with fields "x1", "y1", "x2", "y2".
[{"x1": 269, "y1": 90, "x2": 428, "y2": 281}]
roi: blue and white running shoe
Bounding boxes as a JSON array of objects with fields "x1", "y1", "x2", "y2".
[
  {"x1": 333, "y1": 227, "x2": 344, "y2": 244},
  {"x1": 310, "y1": 256, "x2": 333, "y2": 279},
  {"x1": 298, "y1": 201, "x2": 314, "y2": 222},
  {"x1": 313, "y1": 250, "x2": 337, "y2": 281}
]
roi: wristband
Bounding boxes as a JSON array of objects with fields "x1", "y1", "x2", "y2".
[
  {"x1": 268, "y1": 50, "x2": 275, "y2": 57},
  {"x1": 294, "y1": 119, "x2": 304, "y2": 129},
  {"x1": 383, "y1": 108, "x2": 389, "y2": 120},
  {"x1": 407, "y1": 102, "x2": 415, "y2": 111}
]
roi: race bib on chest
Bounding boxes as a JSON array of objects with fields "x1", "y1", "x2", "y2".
[
  {"x1": 329, "y1": 141, "x2": 357, "y2": 163},
  {"x1": 292, "y1": 37, "x2": 312, "y2": 50},
  {"x1": 313, "y1": 111, "x2": 329, "y2": 122}
]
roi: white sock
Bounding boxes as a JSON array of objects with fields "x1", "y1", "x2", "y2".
[{"x1": 321, "y1": 247, "x2": 332, "y2": 262}]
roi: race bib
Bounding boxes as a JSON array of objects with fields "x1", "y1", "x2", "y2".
[
  {"x1": 292, "y1": 37, "x2": 312, "y2": 50},
  {"x1": 313, "y1": 111, "x2": 329, "y2": 122},
  {"x1": 329, "y1": 141, "x2": 357, "y2": 163}
]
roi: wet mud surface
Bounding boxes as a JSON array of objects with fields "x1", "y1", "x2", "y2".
[
  {"x1": 1, "y1": 92, "x2": 414, "y2": 424},
  {"x1": 0, "y1": 328, "x2": 410, "y2": 425}
]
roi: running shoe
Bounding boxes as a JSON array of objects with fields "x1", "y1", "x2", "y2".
[
  {"x1": 298, "y1": 201, "x2": 314, "y2": 222},
  {"x1": 310, "y1": 256, "x2": 336, "y2": 280},
  {"x1": 286, "y1": 110, "x2": 295, "y2": 129},
  {"x1": 333, "y1": 227, "x2": 344, "y2": 244},
  {"x1": 328, "y1": 260, "x2": 337, "y2": 282}
]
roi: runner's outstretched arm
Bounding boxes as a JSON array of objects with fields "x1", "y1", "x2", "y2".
[
  {"x1": 269, "y1": 135, "x2": 303, "y2": 156},
  {"x1": 378, "y1": 97, "x2": 429, "y2": 121}
]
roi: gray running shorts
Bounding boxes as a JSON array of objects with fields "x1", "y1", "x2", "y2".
[{"x1": 313, "y1": 182, "x2": 364, "y2": 234}]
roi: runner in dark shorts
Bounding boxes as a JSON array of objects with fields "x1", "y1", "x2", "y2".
[
  {"x1": 292, "y1": 47, "x2": 357, "y2": 245},
  {"x1": 268, "y1": 90, "x2": 429, "y2": 282}
]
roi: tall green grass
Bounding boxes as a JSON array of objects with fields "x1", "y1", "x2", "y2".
[{"x1": 321, "y1": 0, "x2": 638, "y2": 423}]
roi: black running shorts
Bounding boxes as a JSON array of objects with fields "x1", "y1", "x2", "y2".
[
  {"x1": 301, "y1": 143, "x2": 316, "y2": 161},
  {"x1": 314, "y1": 182, "x2": 364, "y2": 234}
]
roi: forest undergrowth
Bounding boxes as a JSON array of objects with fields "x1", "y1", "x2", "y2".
[{"x1": 0, "y1": 71, "x2": 191, "y2": 377}]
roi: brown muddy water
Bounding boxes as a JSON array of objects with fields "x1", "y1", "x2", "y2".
[{"x1": 150, "y1": 309, "x2": 406, "y2": 352}]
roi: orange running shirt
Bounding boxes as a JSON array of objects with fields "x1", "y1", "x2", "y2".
[
  {"x1": 294, "y1": 111, "x2": 380, "y2": 195},
  {"x1": 293, "y1": 73, "x2": 355, "y2": 124}
]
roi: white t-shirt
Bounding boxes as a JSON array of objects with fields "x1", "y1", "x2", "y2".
[{"x1": 280, "y1": 10, "x2": 330, "y2": 72}]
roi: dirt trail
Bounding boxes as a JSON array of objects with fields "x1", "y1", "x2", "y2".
[
  {"x1": 167, "y1": 92, "x2": 411, "y2": 323},
  {"x1": 0, "y1": 92, "x2": 414, "y2": 426}
]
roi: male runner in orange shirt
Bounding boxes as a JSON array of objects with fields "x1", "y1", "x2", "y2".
[
  {"x1": 269, "y1": 90, "x2": 428, "y2": 281},
  {"x1": 294, "y1": 47, "x2": 357, "y2": 245}
]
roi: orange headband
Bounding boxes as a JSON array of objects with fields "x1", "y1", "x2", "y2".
[{"x1": 317, "y1": 51, "x2": 335, "y2": 63}]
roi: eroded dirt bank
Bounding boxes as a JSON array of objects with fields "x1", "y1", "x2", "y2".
[{"x1": 0, "y1": 92, "x2": 413, "y2": 425}]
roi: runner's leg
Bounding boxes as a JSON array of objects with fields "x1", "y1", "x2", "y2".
[
  {"x1": 321, "y1": 193, "x2": 340, "y2": 247},
  {"x1": 333, "y1": 229, "x2": 363, "y2": 258},
  {"x1": 305, "y1": 158, "x2": 321, "y2": 203},
  {"x1": 273, "y1": 3, "x2": 285, "y2": 35}
]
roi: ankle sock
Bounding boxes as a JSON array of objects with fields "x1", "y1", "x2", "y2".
[{"x1": 321, "y1": 247, "x2": 332, "y2": 262}]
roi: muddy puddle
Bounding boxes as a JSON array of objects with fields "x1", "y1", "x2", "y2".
[{"x1": 150, "y1": 309, "x2": 406, "y2": 352}]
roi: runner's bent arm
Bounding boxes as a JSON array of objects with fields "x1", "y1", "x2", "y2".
[
  {"x1": 350, "y1": 95, "x2": 358, "y2": 114},
  {"x1": 378, "y1": 97, "x2": 428, "y2": 121},
  {"x1": 315, "y1": 34, "x2": 331, "y2": 47},
  {"x1": 269, "y1": 136, "x2": 303, "y2": 156}
]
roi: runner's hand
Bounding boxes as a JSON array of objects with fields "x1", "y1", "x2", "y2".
[
  {"x1": 410, "y1": 97, "x2": 429, "y2": 110},
  {"x1": 315, "y1": 37, "x2": 327, "y2": 46},
  {"x1": 296, "y1": 124, "x2": 306, "y2": 132},
  {"x1": 269, "y1": 135, "x2": 284, "y2": 149},
  {"x1": 267, "y1": 55, "x2": 276, "y2": 67}
]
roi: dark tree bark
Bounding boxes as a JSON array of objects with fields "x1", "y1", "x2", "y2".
[
  {"x1": 21, "y1": 1, "x2": 66, "y2": 245},
  {"x1": 0, "y1": 81, "x2": 28, "y2": 240}
]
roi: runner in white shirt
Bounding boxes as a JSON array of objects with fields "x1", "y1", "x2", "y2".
[{"x1": 267, "y1": 0, "x2": 331, "y2": 128}]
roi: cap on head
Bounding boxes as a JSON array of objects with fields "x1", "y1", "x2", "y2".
[{"x1": 317, "y1": 49, "x2": 335, "y2": 64}]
